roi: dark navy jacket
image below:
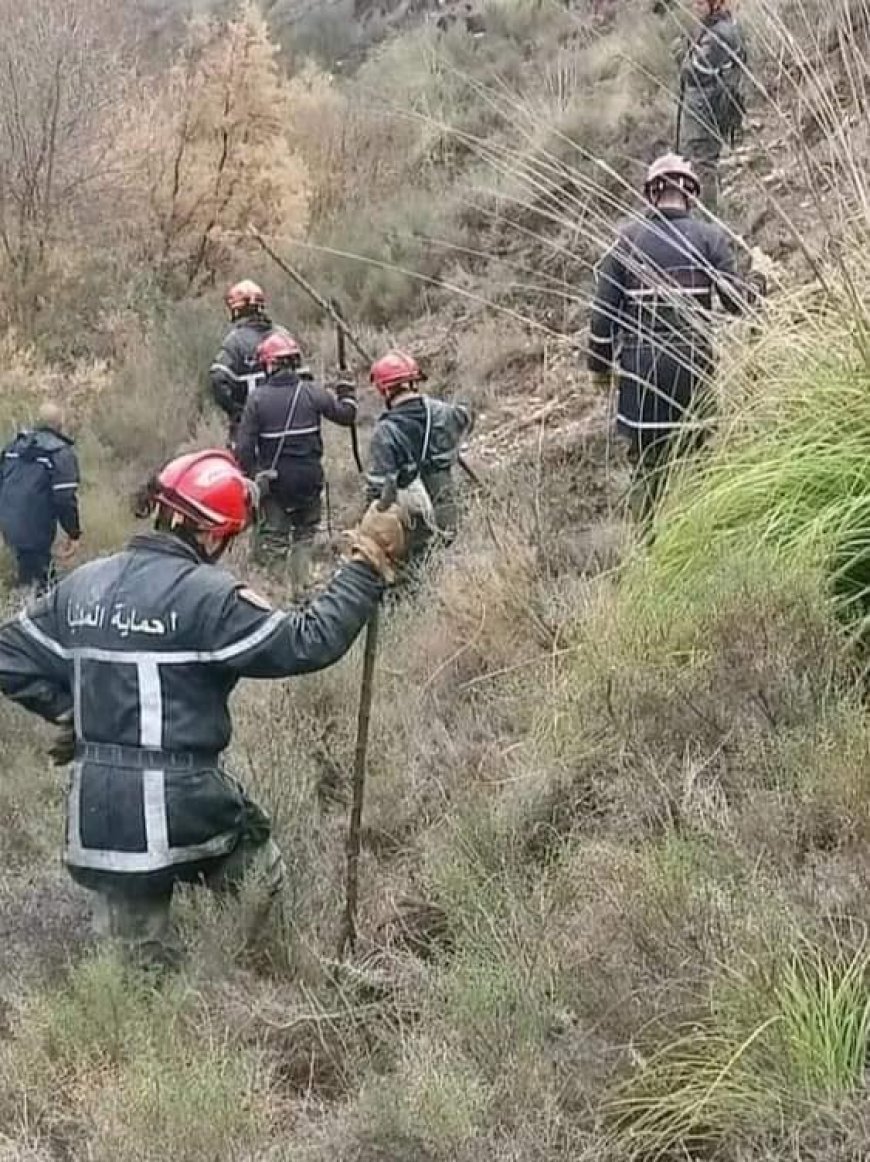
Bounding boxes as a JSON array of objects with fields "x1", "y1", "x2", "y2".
[
  {"x1": 366, "y1": 395, "x2": 472, "y2": 501},
  {"x1": 209, "y1": 316, "x2": 288, "y2": 423},
  {"x1": 0, "y1": 533, "x2": 382, "y2": 888},
  {"x1": 0, "y1": 427, "x2": 80, "y2": 552},
  {"x1": 588, "y1": 208, "x2": 753, "y2": 446},
  {"x1": 235, "y1": 370, "x2": 357, "y2": 476}
]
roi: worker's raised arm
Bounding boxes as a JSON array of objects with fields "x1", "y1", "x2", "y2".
[{"x1": 207, "y1": 503, "x2": 407, "y2": 679}]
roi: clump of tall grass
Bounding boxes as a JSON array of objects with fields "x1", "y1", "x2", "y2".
[
  {"x1": 606, "y1": 931, "x2": 870, "y2": 1158},
  {"x1": 627, "y1": 283, "x2": 870, "y2": 631}
]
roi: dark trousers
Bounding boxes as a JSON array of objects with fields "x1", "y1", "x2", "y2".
[
  {"x1": 679, "y1": 101, "x2": 726, "y2": 214},
  {"x1": 623, "y1": 426, "x2": 709, "y2": 534},
  {"x1": 13, "y1": 546, "x2": 52, "y2": 589}
]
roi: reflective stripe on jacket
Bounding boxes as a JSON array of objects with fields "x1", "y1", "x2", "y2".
[{"x1": 0, "y1": 533, "x2": 382, "y2": 881}]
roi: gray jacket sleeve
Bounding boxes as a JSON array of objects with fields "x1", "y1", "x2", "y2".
[
  {"x1": 366, "y1": 423, "x2": 403, "y2": 502},
  {"x1": 0, "y1": 595, "x2": 72, "y2": 723},
  {"x1": 588, "y1": 244, "x2": 626, "y2": 373},
  {"x1": 704, "y1": 227, "x2": 756, "y2": 315},
  {"x1": 683, "y1": 20, "x2": 739, "y2": 79},
  {"x1": 312, "y1": 383, "x2": 358, "y2": 429},
  {"x1": 210, "y1": 338, "x2": 243, "y2": 420},
  {"x1": 235, "y1": 394, "x2": 259, "y2": 477},
  {"x1": 208, "y1": 560, "x2": 383, "y2": 679},
  {"x1": 51, "y1": 445, "x2": 81, "y2": 539}
]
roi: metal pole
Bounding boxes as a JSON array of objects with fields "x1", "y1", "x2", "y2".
[
  {"x1": 336, "y1": 476, "x2": 397, "y2": 961},
  {"x1": 248, "y1": 226, "x2": 483, "y2": 491}
]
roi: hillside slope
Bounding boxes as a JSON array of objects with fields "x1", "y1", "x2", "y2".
[{"x1": 0, "y1": 0, "x2": 868, "y2": 1160}]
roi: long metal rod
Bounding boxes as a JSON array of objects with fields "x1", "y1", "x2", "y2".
[
  {"x1": 332, "y1": 295, "x2": 364, "y2": 474},
  {"x1": 249, "y1": 226, "x2": 374, "y2": 364},
  {"x1": 337, "y1": 602, "x2": 380, "y2": 961},
  {"x1": 249, "y1": 226, "x2": 483, "y2": 490}
]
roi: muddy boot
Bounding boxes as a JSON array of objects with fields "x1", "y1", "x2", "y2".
[
  {"x1": 92, "y1": 888, "x2": 184, "y2": 974},
  {"x1": 289, "y1": 540, "x2": 314, "y2": 599}
]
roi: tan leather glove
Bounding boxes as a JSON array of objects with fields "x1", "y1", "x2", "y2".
[
  {"x1": 346, "y1": 502, "x2": 409, "y2": 583},
  {"x1": 56, "y1": 536, "x2": 80, "y2": 564}
]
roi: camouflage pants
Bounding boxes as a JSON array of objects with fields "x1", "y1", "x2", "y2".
[
  {"x1": 679, "y1": 103, "x2": 725, "y2": 215},
  {"x1": 90, "y1": 836, "x2": 286, "y2": 972},
  {"x1": 253, "y1": 491, "x2": 322, "y2": 592}
]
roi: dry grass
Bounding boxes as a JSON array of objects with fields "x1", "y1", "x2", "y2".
[{"x1": 0, "y1": 0, "x2": 868, "y2": 1158}]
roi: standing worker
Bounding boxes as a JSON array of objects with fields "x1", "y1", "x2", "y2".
[
  {"x1": 0, "y1": 449, "x2": 407, "y2": 970},
  {"x1": 235, "y1": 332, "x2": 358, "y2": 592},
  {"x1": 367, "y1": 351, "x2": 473, "y2": 561},
  {"x1": 677, "y1": 0, "x2": 747, "y2": 215},
  {"x1": 0, "y1": 402, "x2": 81, "y2": 592},
  {"x1": 209, "y1": 280, "x2": 289, "y2": 448},
  {"x1": 588, "y1": 153, "x2": 764, "y2": 527}
]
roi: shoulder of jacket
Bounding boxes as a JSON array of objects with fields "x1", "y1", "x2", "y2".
[
  {"x1": 34, "y1": 430, "x2": 70, "y2": 453},
  {"x1": 612, "y1": 216, "x2": 648, "y2": 247},
  {"x1": 179, "y1": 561, "x2": 243, "y2": 612},
  {"x1": 687, "y1": 216, "x2": 725, "y2": 245}
]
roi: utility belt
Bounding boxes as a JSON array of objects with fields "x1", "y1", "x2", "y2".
[{"x1": 74, "y1": 741, "x2": 221, "y2": 771}]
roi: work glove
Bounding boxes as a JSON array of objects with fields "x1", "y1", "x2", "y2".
[
  {"x1": 56, "y1": 536, "x2": 80, "y2": 564},
  {"x1": 346, "y1": 502, "x2": 409, "y2": 583},
  {"x1": 253, "y1": 469, "x2": 278, "y2": 503},
  {"x1": 335, "y1": 379, "x2": 356, "y2": 400},
  {"x1": 48, "y1": 719, "x2": 76, "y2": 767},
  {"x1": 591, "y1": 370, "x2": 612, "y2": 393}
]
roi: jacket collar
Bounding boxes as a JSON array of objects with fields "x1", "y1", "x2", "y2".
[
  {"x1": 266, "y1": 369, "x2": 300, "y2": 387},
  {"x1": 127, "y1": 532, "x2": 203, "y2": 564},
  {"x1": 36, "y1": 424, "x2": 74, "y2": 445},
  {"x1": 650, "y1": 206, "x2": 692, "y2": 221}
]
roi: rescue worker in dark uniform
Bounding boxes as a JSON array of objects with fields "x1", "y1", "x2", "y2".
[
  {"x1": 0, "y1": 449, "x2": 407, "y2": 969},
  {"x1": 367, "y1": 350, "x2": 472, "y2": 562},
  {"x1": 236, "y1": 332, "x2": 357, "y2": 592},
  {"x1": 588, "y1": 153, "x2": 764, "y2": 527},
  {"x1": 209, "y1": 280, "x2": 289, "y2": 448},
  {"x1": 0, "y1": 402, "x2": 81, "y2": 591},
  {"x1": 677, "y1": 0, "x2": 747, "y2": 214}
]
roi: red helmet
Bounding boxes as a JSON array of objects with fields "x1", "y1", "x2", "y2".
[
  {"x1": 644, "y1": 153, "x2": 701, "y2": 200},
  {"x1": 257, "y1": 331, "x2": 302, "y2": 374},
  {"x1": 155, "y1": 450, "x2": 252, "y2": 537},
  {"x1": 225, "y1": 279, "x2": 266, "y2": 316},
  {"x1": 370, "y1": 350, "x2": 425, "y2": 397}
]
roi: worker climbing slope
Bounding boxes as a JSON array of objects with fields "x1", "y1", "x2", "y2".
[
  {"x1": 209, "y1": 280, "x2": 291, "y2": 448},
  {"x1": 588, "y1": 153, "x2": 765, "y2": 528},
  {"x1": 367, "y1": 350, "x2": 473, "y2": 562},
  {"x1": 236, "y1": 332, "x2": 358, "y2": 592},
  {"x1": 677, "y1": 0, "x2": 748, "y2": 214},
  {"x1": 0, "y1": 449, "x2": 408, "y2": 970}
]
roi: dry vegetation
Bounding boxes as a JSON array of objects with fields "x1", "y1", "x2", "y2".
[{"x1": 0, "y1": 0, "x2": 869, "y2": 1158}]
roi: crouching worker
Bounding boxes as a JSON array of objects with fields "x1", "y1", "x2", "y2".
[
  {"x1": 0, "y1": 449, "x2": 407, "y2": 971},
  {"x1": 236, "y1": 332, "x2": 357, "y2": 594},
  {"x1": 367, "y1": 350, "x2": 472, "y2": 564}
]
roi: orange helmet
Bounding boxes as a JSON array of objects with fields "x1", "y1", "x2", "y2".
[
  {"x1": 225, "y1": 279, "x2": 266, "y2": 317},
  {"x1": 155, "y1": 450, "x2": 253, "y2": 538},
  {"x1": 370, "y1": 350, "x2": 425, "y2": 397},
  {"x1": 643, "y1": 153, "x2": 701, "y2": 200},
  {"x1": 256, "y1": 331, "x2": 302, "y2": 374}
]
